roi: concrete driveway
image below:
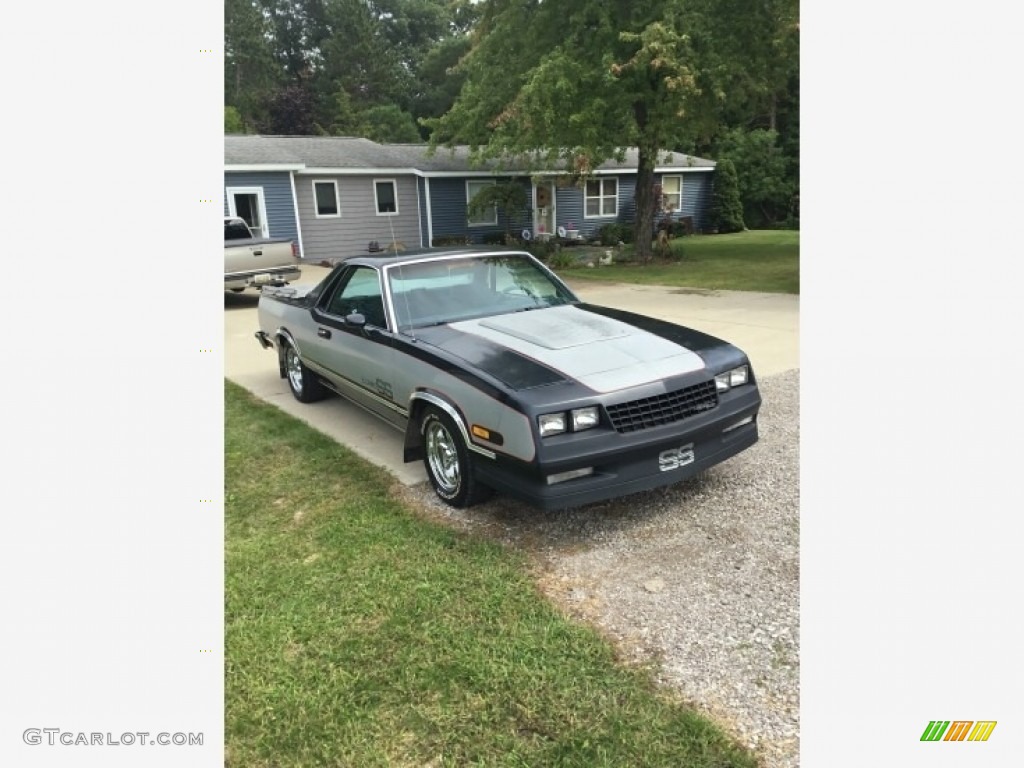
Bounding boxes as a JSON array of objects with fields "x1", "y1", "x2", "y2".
[{"x1": 224, "y1": 264, "x2": 798, "y2": 485}]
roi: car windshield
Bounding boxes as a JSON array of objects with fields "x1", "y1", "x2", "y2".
[{"x1": 388, "y1": 254, "x2": 577, "y2": 331}]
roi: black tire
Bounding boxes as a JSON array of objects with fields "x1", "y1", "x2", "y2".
[
  {"x1": 282, "y1": 341, "x2": 328, "y2": 403},
  {"x1": 229, "y1": 287, "x2": 246, "y2": 293},
  {"x1": 420, "y1": 407, "x2": 492, "y2": 508}
]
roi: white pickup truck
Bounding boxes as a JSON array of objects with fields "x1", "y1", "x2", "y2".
[{"x1": 224, "y1": 217, "x2": 301, "y2": 292}]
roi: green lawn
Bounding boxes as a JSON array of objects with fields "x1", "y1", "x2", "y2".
[
  {"x1": 560, "y1": 229, "x2": 799, "y2": 294},
  {"x1": 226, "y1": 381, "x2": 757, "y2": 768}
]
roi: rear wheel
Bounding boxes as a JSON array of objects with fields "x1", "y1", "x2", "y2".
[
  {"x1": 420, "y1": 407, "x2": 491, "y2": 508},
  {"x1": 283, "y1": 341, "x2": 328, "y2": 403}
]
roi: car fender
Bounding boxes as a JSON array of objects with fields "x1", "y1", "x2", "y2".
[
  {"x1": 403, "y1": 390, "x2": 496, "y2": 463},
  {"x1": 273, "y1": 327, "x2": 301, "y2": 378}
]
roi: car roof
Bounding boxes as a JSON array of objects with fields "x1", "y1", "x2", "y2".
[{"x1": 343, "y1": 246, "x2": 532, "y2": 268}]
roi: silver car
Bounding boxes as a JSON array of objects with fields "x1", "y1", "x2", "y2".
[{"x1": 255, "y1": 248, "x2": 761, "y2": 510}]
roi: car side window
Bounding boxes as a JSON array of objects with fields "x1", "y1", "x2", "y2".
[{"x1": 324, "y1": 266, "x2": 386, "y2": 328}]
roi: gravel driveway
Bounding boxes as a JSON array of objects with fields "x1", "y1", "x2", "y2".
[{"x1": 400, "y1": 368, "x2": 800, "y2": 768}]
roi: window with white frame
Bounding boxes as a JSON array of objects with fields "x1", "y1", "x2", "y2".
[
  {"x1": 661, "y1": 175, "x2": 682, "y2": 213},
  {"x1": 313, "y1": 180, "x2": 340, "y2": 217},
  {"x1": 466, "y1": 180, "x2": 497, "y2": 226},
  {"x1": 584, "y1": 177, "x2": 618, "y2": 218},
  {"x1": 374, "y1": 179, "x2": 398, "y2": 215}
]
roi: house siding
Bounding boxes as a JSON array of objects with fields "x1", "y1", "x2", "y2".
[
  {"x1": 554, "y1": 186, "x2": 585, "y2": 237},
  {"x1": 428, "y1": 177, "x2": 531, "y2": 245},
  {"x1": 423, "y1": 172, "x2": 716, "y2": 244},
  {"x1": 684, "y1": 172, "x2": 713, "y2": 231},
  {"x1": 655, "y1": 172, "x2": 713, "y2": 231},
  {"x1": 223, "y1": 171, "x2": 300, "y2": 251},
  {"x1": 295, "y1": 174, "x2": 422, "y2": 261}
]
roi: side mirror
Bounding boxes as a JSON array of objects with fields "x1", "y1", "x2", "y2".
[{"x1": 344, "y1": 312, "x2": 366, "y2": 328}]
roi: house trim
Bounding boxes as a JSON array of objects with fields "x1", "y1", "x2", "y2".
[
  {"x1": 424, "y1": 177, "x2": 434, "y2": 246},
  {"x1": 288, "y1": 172, "x2": 305, "y2": 260},
  {"x1": 660, "y1": 175, "x2": 683, "y2": 213},
  {"x1": 466, "y1": 179, "x2": 497, "y2": 227},
  {"x1": 225, "y1": 186, "x2": 271, "y2": 238},
  {"x1": 583, "y1": 177, "x2": 619, "y2": 220},
  {"x1": 312, "y1": 179, "x2": 342, "y2": 219},
  {"x1": 373, "y1": 178, "x2": 399, "y2": 216},
  {"x1": 225, "y1": 164, "x2": 305, "y2": 172}
]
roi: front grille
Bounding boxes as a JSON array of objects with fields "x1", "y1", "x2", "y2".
[{"x1": 605, "y1": 380, "x2": 719, "y2": 433}]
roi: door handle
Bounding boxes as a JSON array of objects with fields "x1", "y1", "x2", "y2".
[
  {"x1": 317, "y1": 327, "x2": 331, "y2": 339},
  {"x1": 253, "y1": 249, "x2": 263, "y2": 256}
]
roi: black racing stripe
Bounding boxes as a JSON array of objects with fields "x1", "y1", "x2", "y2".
[
  {"x1": 411, "y1": 325, "x2": 569, "y2": 391},
  {"x1": 575, "y1": 304, "x2": 724, "y2": 352},
  {"x1": 392, "y1": 334, "x2": 519, "y2": 407}
]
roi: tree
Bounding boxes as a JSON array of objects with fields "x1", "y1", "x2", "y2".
[
  {"x1": 225, "y1": 106, "x2": 246, "y2": 134},
  {"x1": 359, "y1": 105, "x2": 423, "y2": 142},
  {"x1": 716, "y1": 127, "x2": 794, "y2": 228},
  {"x1": 427, "y1": 1, "x2": 712, "y2": 263},
  {"x1": 709, "y1": 158, "x2": 744, "y2": 233},
  {"x1": 266, "y1": 83, "x2": 316, "y2": 134},
  {"x1": 693, "y1": 0, "x2": 799, "y2": 224},
  {"x1": 225, "y1": 0, "x2": 284, "y2": 129}
]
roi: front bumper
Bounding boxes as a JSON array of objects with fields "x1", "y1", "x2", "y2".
[{"x1": 474, "y1": 389, "x2": 760, "y2": 511}]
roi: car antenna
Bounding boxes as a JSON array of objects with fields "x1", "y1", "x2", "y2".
[{"x1": 387, "y1": 213, "x2": 416, "y2": 341}]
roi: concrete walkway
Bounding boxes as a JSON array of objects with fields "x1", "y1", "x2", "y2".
[{"x1": 224, "y1": 265, "x2": 798, "y2": 485}]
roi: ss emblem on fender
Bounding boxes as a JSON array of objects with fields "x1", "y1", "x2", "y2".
[{"x1": 659, "y1": 443, "x2": 695, "y2": 472}]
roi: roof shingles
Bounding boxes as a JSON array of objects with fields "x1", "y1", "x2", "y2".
[{"x1": 224, "y1": 135, "x2": 714, "y2": 173}]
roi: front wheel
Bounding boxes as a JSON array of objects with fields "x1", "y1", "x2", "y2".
[
  {"x1": 283, "y1": 341, "x2": 328, "y2": 403},
  {"x1": 420, "y1": 407, "x2": 492, "y2": 508}
]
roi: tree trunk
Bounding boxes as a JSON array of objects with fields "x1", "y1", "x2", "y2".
[{"x1": 633, "y1": 146, "x2": 657, "y2": 264}]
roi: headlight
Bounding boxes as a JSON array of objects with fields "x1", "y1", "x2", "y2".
[
  {"x1": 539, "y1": 406, "x2": 600, "y2": 437},
  {"x1": 715, "y1": 364, "x2": 750, "y2": 392},
  {"x1": 571, "y1": 406, "x2": 600, "y2": 431},
  {"x1": 538, "y1": 413, "x2": 567, "y2": 436}
]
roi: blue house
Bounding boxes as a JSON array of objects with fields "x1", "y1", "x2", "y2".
[{"x1": 224, "y1": 136, "x2": 716, "y2": 262}]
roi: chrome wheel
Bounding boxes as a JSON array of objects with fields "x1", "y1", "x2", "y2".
[
  {"x1": 425, "y1": 419, "x2": 460, "y2": 495},
  {"x1": 285, "y1": 347, "x2": 304, "y2": 395}
]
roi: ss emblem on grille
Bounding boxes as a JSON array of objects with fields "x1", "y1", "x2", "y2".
[{"x1": 659, "y1": 444, "x2": 695, "y2": 472}]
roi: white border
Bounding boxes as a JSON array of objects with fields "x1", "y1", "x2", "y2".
[
  {"x1": 660, "y1": 174, "x2": 682, "y2": 212},
  {"x1": 225, "y1": 185, "x2": 269, "y2": 237},
  {"x1": 583, "y1": 176, "x2": 618, "y2": 219},
  {"x1": 465, "y1": 179, "x2": 497, "y2": 226},
  {"x1": 373, "y1": 178, "x2": 399, "y2": 216},
  {"x1": 312, "y1": 179, "x2": 341, "y2": 218}
]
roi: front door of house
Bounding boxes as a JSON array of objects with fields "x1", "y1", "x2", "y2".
[{"x1": 533, "y1": 182, "x2": 555, "y2": 239}]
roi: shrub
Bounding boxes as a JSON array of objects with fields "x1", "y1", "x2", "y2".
[
  {"x1": 547, "y1": 249, "x2": 576, "y2": 270},
  {"x1": 598, "y1": 223, "x2": 634, "y2": 246},
  {"x1": 431, "y1": 235, "x2": 470, "y2": 247},
  {"x1": 481, "y1": 232, "x2": 506, "y2": 245},
  {"x1": 525, "y1": 238, "x2": 557, "y2": 261},
  {"x1": 597, "y1": 224, "x2": 617, "y2": 246}
]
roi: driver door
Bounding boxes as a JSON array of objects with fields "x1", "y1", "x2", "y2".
[{"x1": 307, "y1": 265, "x2": 404, "y2": 427}]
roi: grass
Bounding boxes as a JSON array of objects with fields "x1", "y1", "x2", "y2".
[
  {"x1": 226, "y1": 381, "x2": 757, "y2": 768},
  {"x1": 560, "y1": 229, "x2": 799, "y2": 294}
]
